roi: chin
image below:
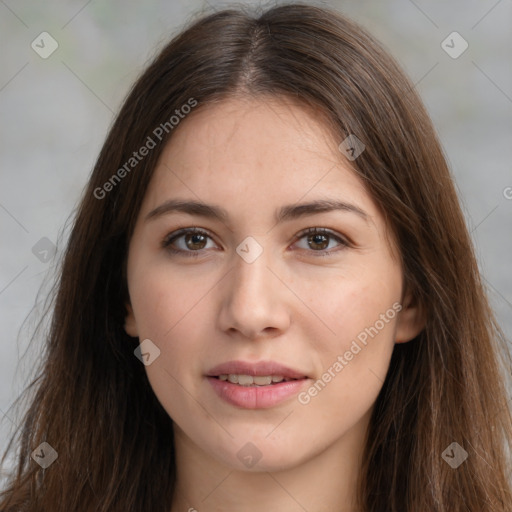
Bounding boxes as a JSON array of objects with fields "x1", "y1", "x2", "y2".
[{"x1": 205, "y1": 435, "x2": 310, "y2": 473}]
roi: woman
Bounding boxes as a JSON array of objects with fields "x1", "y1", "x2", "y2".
[{"x1": 1, "y1": 3, "x2": 511, "y2": 511}]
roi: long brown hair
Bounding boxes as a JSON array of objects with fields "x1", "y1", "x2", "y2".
[{"x1": 1, "y1": 3, "x2": 511, "y2": 511}]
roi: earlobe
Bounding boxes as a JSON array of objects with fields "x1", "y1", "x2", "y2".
[
  {"x1": 394, "y1": 292, "x2": 426, "y2": 344},
  {"x1": 124, "y1": 303, "x2": 139, "y2": 338}
]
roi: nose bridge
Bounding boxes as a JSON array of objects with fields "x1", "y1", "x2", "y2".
[
  {"x1": 230, "y1": 239, "x2": 274, "y2": 304},
  {"x1": 217, "y1": 237, "x2": 290, "y2": 337}
]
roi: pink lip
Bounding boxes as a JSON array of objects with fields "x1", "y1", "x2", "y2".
[
  {"x1": 206, "y1": 360, "x2": 309, "y2": 379},
  {"x1": 206, "y1": 360, "x2": 311, "y2": 409},
  {"x1": 207, "y1": 377, "x2": 309, "y2": 409}
]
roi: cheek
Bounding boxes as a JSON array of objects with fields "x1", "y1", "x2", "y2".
[
  {"x1": 128, "y1": 257, "x2": 217, "y2": 341},
  {"x1": 294, "y1": 294, "x2": 397, "y2": 433},
  {"x1": 127, "y1": 260, "x2": 216, "y2": 404},
  {"x1": 295, "y1": 267, "x2": 400, "y2": 398},
  {"x1": 131, "y1": 300, "x2": 206, "y2": 427},
  {"x1": 126, "y1": 265, "x2": 197, "y2": 382},
  {"x1": 299, "y1": 265, "x2": 401, "y2": 345}
]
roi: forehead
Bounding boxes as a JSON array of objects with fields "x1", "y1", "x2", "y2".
[{"x1": 144, "y1": 96, "x2": 374, "y2": 217}]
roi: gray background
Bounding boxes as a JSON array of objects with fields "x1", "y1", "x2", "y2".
[{"x1": 1, "y1": 0, "x2": 511, "y2": 476}]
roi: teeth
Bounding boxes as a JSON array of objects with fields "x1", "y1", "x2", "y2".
[
  {"x1": 218, "y1": 374, "x2": 289, "y2": 386},
  {"x1": 253, "y1": 376, "x2": 272, "y2": 385},
  {"x1": 237, "y1": 375, "x2": 253, "y2": 386}
]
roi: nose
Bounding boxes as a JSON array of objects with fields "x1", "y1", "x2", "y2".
[{"x1": 217, "y1": 245, "x2": 291, "y2": 341}]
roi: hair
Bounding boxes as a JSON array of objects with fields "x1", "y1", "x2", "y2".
[{"x1": 1, "y1": 2, "x2": 511, "y2": 511}]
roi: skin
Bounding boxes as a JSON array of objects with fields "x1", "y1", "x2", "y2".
[{"x1": 124, "y1": 96, "x2": 424, "y2": 512}]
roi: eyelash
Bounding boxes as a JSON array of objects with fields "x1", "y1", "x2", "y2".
[{"x1": 161, "y1": 227, "x2": 350, "y2": 258}]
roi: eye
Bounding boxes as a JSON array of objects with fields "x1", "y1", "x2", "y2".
[
  {"x1": 162, "y1": 227, "x2": 350, "y2": 258},
  {"x1": 162, "y1": 228, "x2": 217, "y2": 257},
  {"x1": 293, "y1": 227, "x2": 349, "y2": 256}
]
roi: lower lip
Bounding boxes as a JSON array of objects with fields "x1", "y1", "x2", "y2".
[{"x1": 207, "y1": 377, "x2": 309, "y2": 409}]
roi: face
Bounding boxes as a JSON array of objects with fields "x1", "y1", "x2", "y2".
[{"x1": 124, "y1": 96, "x2": 423, "y2": 472}]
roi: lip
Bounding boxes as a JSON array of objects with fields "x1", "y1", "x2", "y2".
[
  {"x1": 206, "y1": 360, "x2": 309, "y2": 379},
  {"x1": 207, "y1": 377, "x2": 309, "y2": 409},
  {"x1": 206, "y1": 360, "x2": 311, "y2": 409}
]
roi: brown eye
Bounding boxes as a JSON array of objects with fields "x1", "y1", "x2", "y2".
[
  {"x1": 307, "y1": 233, "x2": 330, "y2": 250},
  {"x1": 294, "y1": 227, "x2": 349, "y2": 256},
  {"x1": 162, "y1": 228, "x2": 216, "y2": 256},
  {"x1": 184, "y1": 232, "x2": 208, "y2": 250}
]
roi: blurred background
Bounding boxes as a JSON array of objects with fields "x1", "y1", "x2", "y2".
[{"x1": 1, "y1": 0, "x2": 511, "y2": 473}]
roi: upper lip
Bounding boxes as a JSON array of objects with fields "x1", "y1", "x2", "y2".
[{"x1": 206, "y1": 360, "x2": 310, "y2": 379}]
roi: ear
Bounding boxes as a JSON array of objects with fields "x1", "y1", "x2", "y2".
[
  {"x1": 124, "y1": 302, "x2": 139, "y2": 338},
  {"x1": 395, "y1": 290, "x2": 426, "y2": 344}
]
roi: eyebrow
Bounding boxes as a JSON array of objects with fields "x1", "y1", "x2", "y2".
[{"x1": 144, "y1": 198, "x2": 369, "y2": 225}]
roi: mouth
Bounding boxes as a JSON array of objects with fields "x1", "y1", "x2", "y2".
[
  {"x1": 211, "y1": 374, "x2": 305, "y2": 387},
  {"x1": 205, "y1": 360, "x2": 311, "y2": 407},
  {"x1": 206, "y1": 360, "x2": 310, "y2": 383}
]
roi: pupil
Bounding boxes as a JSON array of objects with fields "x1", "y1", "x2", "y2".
[
  {"x1": 186, "y1": 233, "x2": 206, "y2": 250},
  {"x1": 309, "y1": 234, "x2": 328, "y2": 250}
]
